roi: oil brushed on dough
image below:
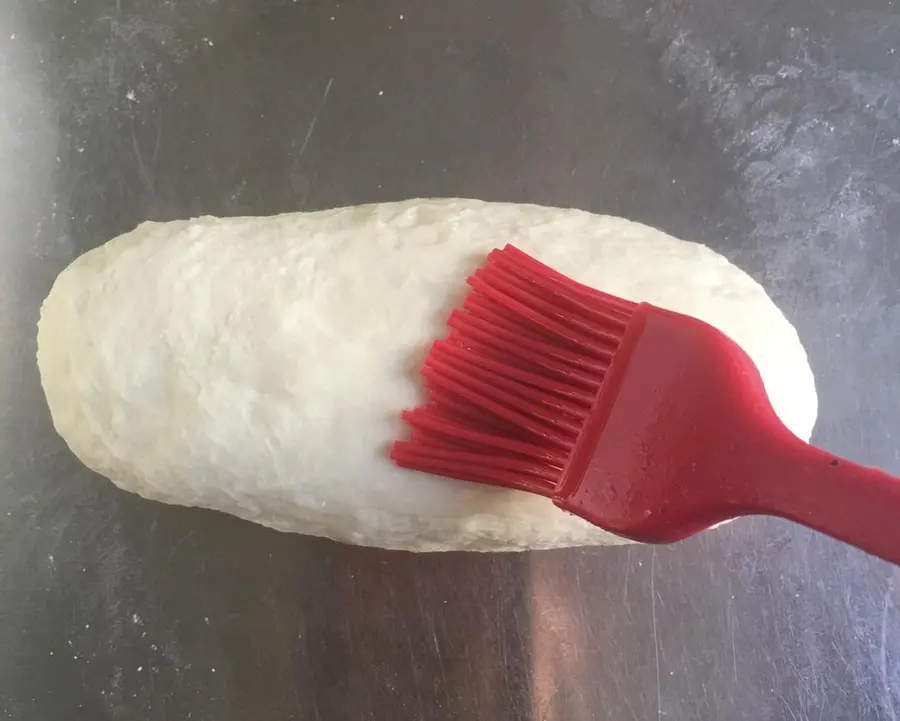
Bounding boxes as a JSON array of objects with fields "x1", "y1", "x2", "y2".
[{"x1": 37, "y1": 199, "x2": 817, "y2": 552}]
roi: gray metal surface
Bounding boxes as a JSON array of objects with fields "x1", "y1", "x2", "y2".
[{"x1": 2, "y1": 0, "x2": 900, "y2": 718}]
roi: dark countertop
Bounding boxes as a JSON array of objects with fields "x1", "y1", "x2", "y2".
[{"x1": 2, "y1": 0, "x2": 900, "y2": 719}]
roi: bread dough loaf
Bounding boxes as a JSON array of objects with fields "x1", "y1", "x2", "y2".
[{"x1": 37, "y1": 199, "x2": 817, "y2": 551}]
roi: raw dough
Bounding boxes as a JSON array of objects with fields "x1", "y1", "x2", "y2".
[{"x1": 37, "y1": 199, "x2": 817, "y2": 552}]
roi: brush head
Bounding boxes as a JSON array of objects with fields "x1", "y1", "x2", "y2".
[
  {"x1": 390, "y1": 243, "x2": 781, "y2": 543},
  {"x1": 391, "y1": 244, "x2": 640, "y2": 497}
]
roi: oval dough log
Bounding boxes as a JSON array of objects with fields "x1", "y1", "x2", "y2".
[{"x1": 37, "y1": 199, "x2": 818, "y2": 552}]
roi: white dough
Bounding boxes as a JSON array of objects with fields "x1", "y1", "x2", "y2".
[{"x1": 37, "y1": 199, "x2": 817, "y2": 552}]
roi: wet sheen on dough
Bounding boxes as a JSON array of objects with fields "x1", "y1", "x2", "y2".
[{"x1": 37, "y1": 199, "x2": 817, "y2": 551}]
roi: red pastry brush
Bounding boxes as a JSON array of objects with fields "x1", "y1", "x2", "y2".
[{"x1": 391, "y1": 245, "x2": 900, "y2": 564}]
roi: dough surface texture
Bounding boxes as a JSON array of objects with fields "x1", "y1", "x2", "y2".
[{"x1": 37, "y1": 199, "x2": 818, "y2": 551}]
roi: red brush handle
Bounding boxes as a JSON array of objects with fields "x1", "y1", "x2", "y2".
[
  {"x1": 743, "y1": 430, "x2": 900, "y2": 565},
  {"x1": 553, "y1": 308, "x2": 900, "y2": 562}
]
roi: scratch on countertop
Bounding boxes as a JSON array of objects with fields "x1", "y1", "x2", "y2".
[
  {"x1": 650, "y1": 549, "x2": 661, "y2": 721},
  {"x1": 295, "y1": 77, "x2": 335, "y2": 162},
  {"x1": 882, "y1": 588, "x2": 897, "y2": 721},
  {"x1": 728, "y1": 593, "x2": 738, "y2": 686},
  {"x1": 129, "y1": 112, "x2": 163, "y2": 197},
  {"x1": 622, "y1": 546, "x2": 632, "y2": 612}
]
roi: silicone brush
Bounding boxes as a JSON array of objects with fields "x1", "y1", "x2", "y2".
[{"x1": 391, "y1": 245, "x2": 900, "y2": 565}]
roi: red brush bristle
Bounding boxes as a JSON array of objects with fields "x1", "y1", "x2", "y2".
[{"x1": 391, "y1": 245, "x2": 637, "y2": 495}]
